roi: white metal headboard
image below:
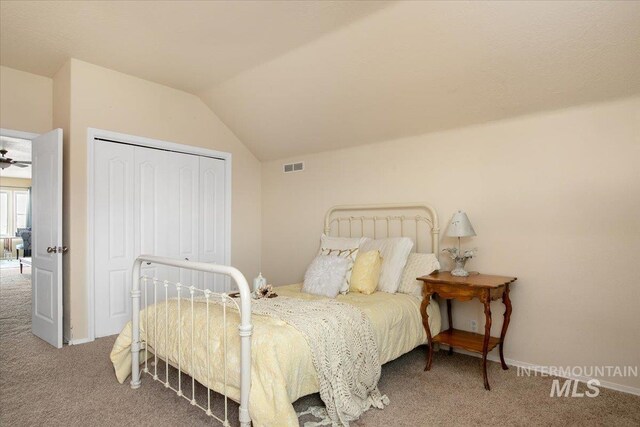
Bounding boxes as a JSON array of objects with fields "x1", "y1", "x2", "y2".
[{"x1": 324, "y1": 202, "x2": 440, "y2": 254}]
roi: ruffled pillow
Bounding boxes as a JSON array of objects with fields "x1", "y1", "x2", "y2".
[
  {"x1": 318, "y1": 234, "x2": 366, "y2": 293},
  {"x1": 302, "y1": 255, "x2": 351, "y2": 298}
]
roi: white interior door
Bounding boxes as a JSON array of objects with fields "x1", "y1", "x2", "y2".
[
  {"x1": 94, "y1": 141, "x2": 135, "y2": 337},
  {"x1": 31, "y1": 129, "x2": 63, "y2": 348}
]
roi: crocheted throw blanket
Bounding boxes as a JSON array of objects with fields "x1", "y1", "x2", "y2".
[{"x1": 251, "y1": 296, "x2": 389, "y2": 426}]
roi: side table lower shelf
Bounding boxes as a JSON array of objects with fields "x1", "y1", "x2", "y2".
[{"x1": 433, "y1": 328, "x2": 500, "y2": 354}]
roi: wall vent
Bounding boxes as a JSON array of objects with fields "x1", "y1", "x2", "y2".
[{"x1": 283, "y1": 162, "x2": 304, "y2": 173}]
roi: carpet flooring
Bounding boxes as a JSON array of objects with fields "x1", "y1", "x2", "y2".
[
  {"x1": 1, "y1": 272, "x2": 639, "y2": 426},
  {"x1": 0, "y1": 259, "x2": 20, "y2": 269}
]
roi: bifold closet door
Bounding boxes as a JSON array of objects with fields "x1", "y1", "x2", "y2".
[
  {"x1": 94, "y1": 142, "x2": 135, "y2": 338},
  {"x1": 199, "y1": 156, "x2": 227, "y2": 292},
  {"x1": 94, "y1": 140, "x2": 227, "y2": 337}
]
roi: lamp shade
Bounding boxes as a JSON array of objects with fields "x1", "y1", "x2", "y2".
[{"x1": 446, "y1": 210, "x2": 476, "y2": 238}]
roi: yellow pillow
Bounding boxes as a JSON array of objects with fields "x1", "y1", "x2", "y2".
[{"x1": 349, "y1": 250, "x2": 382, "y2": 294}]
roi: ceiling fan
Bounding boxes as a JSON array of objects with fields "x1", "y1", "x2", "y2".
[{"x1": 0, "y1": 149, "x2": 31, "y2": 169}]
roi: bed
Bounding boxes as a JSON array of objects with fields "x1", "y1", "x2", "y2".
[{"x1": 111, "y1": 203, "x2": 442, "y2": 426}]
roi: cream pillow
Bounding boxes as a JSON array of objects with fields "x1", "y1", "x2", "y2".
[
  {"x1": 349, "y1": 250, "x2": 382, "y2": 295},
  {"x1": 360, "y1": 237, "x2": 413, "y2": 293},
  {"x1": 398, "y1": 253, "x2": 441, "y2": 298}
]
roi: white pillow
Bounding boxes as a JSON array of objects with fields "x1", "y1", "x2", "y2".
[
  {"x1": 302, "y1": 255, "x2": 351, "y2": 298},
  {"x1": 398, "y1": 253, "x2": 441, "y2": 298},
  {"x1": 360, "y1": 237, "x2": 413, "y2": 293},
  {"x1": 319, "y1": 234, "x2": 367, "y2": 293}
]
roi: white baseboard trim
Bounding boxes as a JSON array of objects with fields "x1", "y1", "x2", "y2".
[
  {"x1": 68, "y1": 337, "x2": 93, "y2": 346},
  {"x1": 440, "y1": 346, "x2": 640, "y2": 396}
]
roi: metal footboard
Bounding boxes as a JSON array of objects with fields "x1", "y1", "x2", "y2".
[{"x1": 129, "y1": 255, "x2": 253, "y2": 427}]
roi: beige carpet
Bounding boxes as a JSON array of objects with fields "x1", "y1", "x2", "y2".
[{"x1": 1, "y1": 272, "x2": 639, "y2": 426}]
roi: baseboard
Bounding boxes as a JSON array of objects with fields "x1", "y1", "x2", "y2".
[
  {"x1": 439, "y1": 346, "x2": 640, "y2": 396},
  {"x1": 68, "y1": 337, "x2": 93, "y2": 346}
]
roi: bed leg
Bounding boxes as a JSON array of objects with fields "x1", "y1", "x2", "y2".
[
  {"x1": 238, "y1": 322, "x2": 253, "y2": 427},
  {"x1": 130, "y1": 260, "x2": 142, "y2": 390}
]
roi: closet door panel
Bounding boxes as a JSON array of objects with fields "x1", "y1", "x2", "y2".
[
  {"x1": 166, "y1": 152, "x2": 200, "y2": 288},
  {"x1": 199, "y1": 156, "x2": 227, "y2": 292},
  {"x1": 94, "y1": 142, "x2": 135, "y2": 337},
  {"x1": 134, "y1": 146, "x2": 170, "y2": 302}
]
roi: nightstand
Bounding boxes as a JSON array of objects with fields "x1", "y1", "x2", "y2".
[{"x1": 418, "y1": 271, "x2": 517, "y2": 390}]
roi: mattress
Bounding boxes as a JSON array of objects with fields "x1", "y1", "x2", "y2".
[{"x1": 110, "y1": 284, "x2": 441, "y2": 426}]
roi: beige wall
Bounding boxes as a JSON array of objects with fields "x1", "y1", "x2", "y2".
[
  {"x1": 63, "y1": 59, "x2": 261, "y2": 341},
  {"x1": 0, "y1": 66, "x2": 52, "y2": 133},
  {"x1": 262, "y1": 97, "x2": 640, "y2": 389}
]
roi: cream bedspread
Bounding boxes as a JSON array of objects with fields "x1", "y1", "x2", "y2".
[{"x1": 110, "y1": 284, "x2": 441, "y2": 426}]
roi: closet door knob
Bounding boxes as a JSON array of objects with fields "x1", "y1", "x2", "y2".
[
  {"x1": 46, "y1": 246, "x2": 57, "y2": 253},
  {"x1": 184, "y1": 257, "x2": 190, "y2": 261}
]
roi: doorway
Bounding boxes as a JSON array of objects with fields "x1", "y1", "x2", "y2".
[
  {"x1": 0, "y1": 128, "x2": 64, "y2": 348},
  {"x1": 0, "y1": 131, "x2": 34, "y2": 270}
]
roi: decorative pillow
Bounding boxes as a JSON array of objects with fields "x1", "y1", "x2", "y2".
[
  {"x1": 318, "y1": 234, "x2": 367, "y2": 293},
  {"x1": 398, "y1": 253, "x2": 441, "y2": 298},
  {"x1": 319, "y1": 234, "x2": 367, "y2": 253},
  {"x1": 360, "y1": 237, "x2": 413, "y2": 293},
  {"x1": 302, "y1": 255, "x2": 351, "y2": 298},
  {"x1": 349, "y1": 250, "x2": 382, "y2": 295},
  {"x1": 320, "y1": 247, "x2": 358, "y2": 294}
]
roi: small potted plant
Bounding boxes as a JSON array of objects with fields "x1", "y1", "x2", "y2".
[{"x1": 442, "y1": 247, "x2": 477, "y2": 277}]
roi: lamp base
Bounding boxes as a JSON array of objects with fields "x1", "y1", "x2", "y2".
[{"x1": 451, "y1": 259, "x2": 470, "y2": 277}]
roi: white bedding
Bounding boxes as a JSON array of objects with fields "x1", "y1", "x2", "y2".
[{"x1": 110, "y1": 284, "x2": 441, "y2": 426}]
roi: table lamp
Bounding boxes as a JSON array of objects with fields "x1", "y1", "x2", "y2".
[{"x1": 445, "y1": 210, "x2": 476, "y2": 276}]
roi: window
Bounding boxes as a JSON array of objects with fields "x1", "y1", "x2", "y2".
[
  {"x1": 0, "y1": 188, "x2": 30, "y2": 235},
  {"x1": 14, "y1": 191, "x2": 29, "y2": 230},
  {"x1": 0, "y1": 192, "x2": 7, "y2": 235}
]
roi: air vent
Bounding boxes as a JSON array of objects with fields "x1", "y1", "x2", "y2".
[{"x1": 283, "y1": 162, "x2": 304, "y2": 173}]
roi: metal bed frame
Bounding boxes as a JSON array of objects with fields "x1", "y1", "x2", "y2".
[
  {"x1": 130, "y1": 255, "x2": 253, "y2": 427},
  {"x1": 128, "y1": 202, "x2": 439, "y2": 427}
]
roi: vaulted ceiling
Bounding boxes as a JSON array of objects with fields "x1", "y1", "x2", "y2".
[{"x1": 2, "y1": 1, "x2": 639, "y2": 161}]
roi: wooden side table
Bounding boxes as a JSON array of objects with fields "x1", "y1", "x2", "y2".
[{"x1": 418, "y1": 271, "x2": 517, "y2": 390}]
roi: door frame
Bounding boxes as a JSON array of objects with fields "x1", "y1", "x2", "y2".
[
  {"x1": 0, "y1": 128, "x2": 39, "y2": 140},
  {"x1": 86, "y1": 128, "x2": 232, "y2": 342}
]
